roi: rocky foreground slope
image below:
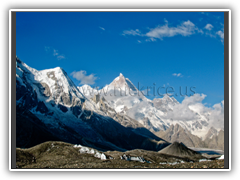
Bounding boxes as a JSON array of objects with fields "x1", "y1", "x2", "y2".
[{"x1": 16, "y1": 141, "x2": 224, "y2": 169}]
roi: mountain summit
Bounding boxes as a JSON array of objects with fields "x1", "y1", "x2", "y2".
[
  {"x1": 79, "y1": 73, "x2": 214, "y2": 139},
  {"x1": 107, "y1": 73, "x2": 138, "y2": 92},
  {"x1": 109, "y1": 73, "x2": 127, "y2": 89},
  {"x1": 16, "y1": 57, "x2": 169, "y2": 151}
]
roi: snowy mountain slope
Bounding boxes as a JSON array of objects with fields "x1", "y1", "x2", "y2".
[
  {"x1": 16, "y1": 57, "x2": 169, "y2": 151},
  {"x1": 78, "y1": 73, "x2": 221, "y2": 140}
]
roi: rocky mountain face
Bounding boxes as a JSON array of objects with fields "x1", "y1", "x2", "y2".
[
  {"x1": 155, "y1": 125, "x2": 224, "y2": 151},
  {"x1": 16, "y1": 57, "x2": 170, "y2": 151},
  {"x1": 204, "y1": 128, "x2": 224, "y2": 150},
  {"x1": 154, "y1": 124, "x2": 207, "y2": 148}
]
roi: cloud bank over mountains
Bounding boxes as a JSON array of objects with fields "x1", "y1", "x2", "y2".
[{"x1": 165, "y1": 93, "x2": 224, "y2": 129}]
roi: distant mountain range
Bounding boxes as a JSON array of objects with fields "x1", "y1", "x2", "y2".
[
  {"x1": 16, "y1": 57, "x2": 224, "y2": 151},
  {"x1": 78, "y1": 72, "x2": 224, "y2": 138}
]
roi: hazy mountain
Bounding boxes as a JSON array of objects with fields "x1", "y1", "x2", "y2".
[
  {"x1": 204, "y1": 128, "x2": 224, "y2": 150},
  {"x1": 154, "y1": 124, "x2": 207, "y2": 148}
]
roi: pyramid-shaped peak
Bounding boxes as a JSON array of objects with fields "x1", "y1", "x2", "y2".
[
  {"x1": 159, "y1": 141, "x2": 201, "y2": 158},
  {"x1": 117, "y1": 73, "x2": 126, "y2": 80},
  {"x1": 110, "y1": 73, "x2": 126, "y2": 86}
]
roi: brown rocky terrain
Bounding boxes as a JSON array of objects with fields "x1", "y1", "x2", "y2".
[{"x1": 16, "y1": 141, "x2": 224, "y2": 169}]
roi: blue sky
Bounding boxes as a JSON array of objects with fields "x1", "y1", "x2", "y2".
[{"x1": 16, "y1": 11, "x2": 224, "y2": 106}]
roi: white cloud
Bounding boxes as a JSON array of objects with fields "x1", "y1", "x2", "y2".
[
  {"x1": 145, "y1": 37, "x2": 156, "y2": 42},
  {"x1": 52, "y1": 49, "x2": 65, "y2": 60},
  {"x1": 57, "y1": 55, "x2": 65, "y2": 60},
  {"x1": 122, "y1": 20, "x2": 223, "y2": 44},
  {"x1": 173, "y1": 73, "x2": 183, "y2": 77},
  {"x1": 204, "y1": 24, "x2": 214, "y2": 30},
  {"x1": 216, "y1": 30, "x2": 224, "y2": 42},
  {"x1": 99, "y1": 27, "x2": 105, "y2": 31},
  {"x1": 164, "y1": 93, "x2": 224, "y2": 129},
  {"x1": 145, "y1": 20, "x2": 197, "y2": 40},
  {"x1": 208, "y1": 100, "x2": 224, "y2": 129},
  {"x1": 164, "y1": 94, "x2": 207, "y2": 121},
  {"x1": 71, "y1": 70, "x2": 98, "y2": 85},
  {"x1": 137, "y1": 40, "x2": 142, "y2": 43},
  {"x1": 122, "y1": 29, "x2": 141, "y2": 36}
]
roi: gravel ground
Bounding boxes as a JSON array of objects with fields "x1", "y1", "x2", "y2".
[{"x1": 16, "y1": 141, "x2": 224, "y2": 169}]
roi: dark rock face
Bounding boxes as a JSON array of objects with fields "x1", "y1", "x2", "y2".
[
  {"x1": 16, "y1": 79, "x2": 38, "y2": 110},
  {"x1": 16, "y1": 107, "x2": 60, "y2": 148},
  {"x1": 36, "y1": 101, "x2": 48, "y2": 114},
  {"x1": 57, "y1": 104, "x2": 68, "y2": 113},
  {"x1": 70, "y1": 106, "x2": 82, "y2": 117}
]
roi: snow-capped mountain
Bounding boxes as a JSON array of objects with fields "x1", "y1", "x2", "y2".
[
  {"x1": 16, "y1": 57, "x2": 169, "y2": 151},
  {"x1": 79, "y1": 73, "x2": 221, "y2": 139}
]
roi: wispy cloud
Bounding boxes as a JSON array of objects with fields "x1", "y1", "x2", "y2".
[
  {"x1": 45, "y1": 47, "x2": 65, "y2": 60},
  {"x1": 145, "y1": 37, "x2": 156, "y2": 42},
  {"x1": 53, "y1": 49, "x2": 59, "y2": 56},
  {"x1": 71, "y1": 70, "x2": 98, "y2": 85},
  {"x1": 122, "y1": 29, "x2": 141, "y2": 36},
  {"x1": 56, "y1": 55, "x2": 65, "y2": 60},
  {"x1": 122, "y1": 20, "x2": 224, "y2": 44},
  {"x1": 146, "y1": 20, "x2": 197, "y2": 40},
  {"x1": 216, "y1": 30, "x2": 224, "y2": 42},
  {"x1": 99, "y1": 27, "x2": 105, "y2": 31},
  {"x1": 173, "y1": 73, "x2": 183, "y2": 77},
  {"x1": 45, "y1": 46, "x2": 51, "y2": 52},
  {"x1": 204, "y1": 24, "x2": 214, "y2": 31},
  {"x1": 122, "y1": 20, "x2": 199, "y2": 41}
]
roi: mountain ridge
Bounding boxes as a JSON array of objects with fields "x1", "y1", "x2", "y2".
[
  {"x1": 16, "y1": 57, "x2": 169, "y2": 152},
  {"x1": 16, "y1": 57, "x2": 224, "y2": 151},
  {"x1": 78, "y1": 74, "x2": 220, "y2": 139}
]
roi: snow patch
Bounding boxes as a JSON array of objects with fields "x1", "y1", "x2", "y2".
[
  {"x1": 218, "y1": 155, "x2": 224, "y2": 160},
  {"x1": 199, "y1": 159, "x2": 211, "y2": 162},
  {"x1": 74, "y1": 144, "x2": 107, "y2": 160},
  {"x1": 120, "y1": 154, "x2": 150, "y2": 163}
]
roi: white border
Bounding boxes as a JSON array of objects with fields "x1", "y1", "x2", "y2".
[
  {"x1": 228, "y1": 9, "x2": 232, "y2": 171},
  {"x1": 9, "y1": 9, "x2": 231, "y2": 172},
  {"x1": 10, "y1": 9, "x2": 230, "y2": 12},
  {"x1": 9, "y1": 9, "x2": 12, "y2": 172}
]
